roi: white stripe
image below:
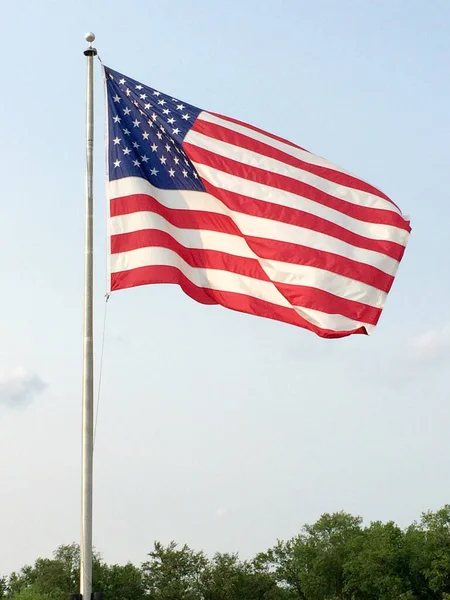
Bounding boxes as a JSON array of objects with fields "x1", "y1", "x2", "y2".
[
  {"x1": 184, "y1": 140, "x2": 409, "y2": 245},
  {"x1": 186, "y1": 127, "x2": 403, "y2": 219},
  {"x1": 108, "y1": 177, "x2": 400, "y2": 276},
  {"x1": 110, "y1": 246, "x2": 372, "y2": 333},
  {"x1": 198, "y1": 112, "x2": 353, "y2": 172},
  {"x1": 111, "y1": 246, "x2": 292, "y2": 307},
  {"x1": 111, "y1": 210, "x2": 252, "y2": 256},
  {"x1": 111, "y1": 210, "x2": 386, "y2": 308},
  {"x1": 196, "y1": 112, "x2": 403, "y2": 218}
]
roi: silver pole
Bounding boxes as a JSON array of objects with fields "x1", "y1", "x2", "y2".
[{"x1": 81, "y1": 32, "x2": 97, "y2": 600}]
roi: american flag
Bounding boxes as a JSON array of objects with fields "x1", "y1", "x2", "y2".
[{"x1": 104, "y1": 65, "x2": 410, "y2": 339}]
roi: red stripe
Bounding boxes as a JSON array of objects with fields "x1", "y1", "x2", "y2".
[
  {"x1": 195, "y1": 117, "x2": 401, "y2": 211},
  {"x1": 277, "y1": 281, "x2": 380, "y2": 325},
  {"x1": 211, "y1": 112, "x2": 309, "y2": 152},
  {"x1": 111, "y1": 228, "x2": 381, "y2": 325},
  {"x1": 201, "y1": 179, "x2": 406, "y2": 261},
  {"x1": 110, "y1": 193, "x2": 395, "y2": 292},
  {"x1": 110, "y1": 193, "x2": 395, "y2": 293},
  {"x1": 111, "y1": 265, "x2": 369, "y2": 339},
  {"x1": 111, "y1": 193, "x2": 241, "y2": 234},
  {"x1": 246, "y1": 236, "x2": 394, "y2": 294},
  {"x1": 112, "y1": 229, "x2": 270, "y2": 282},
  {"x1": 183, "y1": 142, "x2": 407, "y2": 237}
]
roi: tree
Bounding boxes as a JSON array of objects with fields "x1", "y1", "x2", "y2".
[
  {"x1": 8, "y1": 589, "x2": 53, "y2": 600},
  {"x1": 255, "y1": 538, "x2": 307, "y2": 599},
  {"x1": 405, "y1": 505, "x2": 450, "y2": 599},
  {"x1": 7, "y1": 544, "x2": 104, "y2": 600},
  {"x1": 0, "y1": 578, "x2": 8, "y2": 600},
  {"x1": 256, "y1": 512, "x2": 363, "y2": 600},
  {"x1": 201, "y1": 552, "x2": 285, "y2": 600},
  {"x1": 141, "y1": 541, "x2": 208, "y2": 600},
  {"x1": 343, "y1": 520, "x2": 412, "y2": 600},
  {"x1": 6, "y1": 505, "x2": 450, "y2": 600},
  {"x1": 100, "y1": 563, "x2": 146, "y2": 600},
  {"x1": 301, "y1": 512, "x2": 363, "y2": 600}
]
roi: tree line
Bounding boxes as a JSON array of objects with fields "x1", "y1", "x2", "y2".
[{"x1": 3, "y1": 506, "x2": 450, "y2": 600}]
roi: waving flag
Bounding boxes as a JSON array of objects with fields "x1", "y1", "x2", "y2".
[{"x1": 104, "y1": 65, "x2": 410, "y2": 338}]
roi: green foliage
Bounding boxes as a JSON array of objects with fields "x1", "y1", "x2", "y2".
[
  {"x1": 201, "y1": 552, "x2": 284, "y2": 600},
  {"x1": 255, "y1": 512, "x2": 363, "y2": 600},
  {"x1": 8, "y1": 588, "x2": 54, "y2": 600},
  {"x1": 0, "y1": 579, "x2": 8, "y2": 600},
  {"x1": 343, "y1": 520, "x2": 411, "y2": 600},
  {"x1": 99, "y1": 562, "x2": 146, "y2": 600},
  {"x1": 141, "y1": 541, "x2": 208, "y2": 600},
  {"x1": 6, "y1": 507, "x2": 450, "y2": 600},
  {"x1": 5, "y1": 543, "x2": 143, "y2": 600}
]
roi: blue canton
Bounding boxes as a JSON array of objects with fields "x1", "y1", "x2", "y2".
[{"x1": 105, "y1": 66, "x2": 205, "y2": 192}]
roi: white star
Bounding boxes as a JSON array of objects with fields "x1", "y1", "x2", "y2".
[
  {"x1": 151, "y1": 113, "x2": 158, "y2": 121},
  {"x1": 133, "y1": 159, "x2": 140, "y2": 167},
  {"x1": 109, "y1": 73, "x2": 114, "y2": 79},
  {"x1": 152, "y1": 91, "x2": 161, "y2": 96},
  {"x1": 123, "y1": 128, "x2": 130, "y2": 135},
  {"x1": 160, "y1": 126, "x2": 165, "y2": 132},
  {"x1": 126, "y1": 88, "x2": 131, "y2": 96},
  {"x1": 165, "y1": 143, "x2": 171, "y2": 152},
  {"x1": 144, "y1": 103, "x2": 151, "y2": 110},
  {"x1": 133, "y1": 100, "x2": 139, "y2": 107},
  {"x1": 172, "y1": 128, "x2": 180, "y2": 135},
  {"x1": 122, "y1": 147, "x2": 131, "y2": 155},
  {"x1": 177, "y1": 103, "x2": 185, "y2": 111},
  {"x1": 123, "y1": 107, "x2": 131, "y2": 115},
  {"x1": 113, "y1": 94, "x2": 121, "y2": 103},
  {"x1": 182, "y1": 169, "x2": 188, "y2": 177},
  {"x1": 148, "y1": 121, "x2": 154, "y2": 128},
  {"x1": 168, "y1": 168, "x2": 175, "y2": 177},
  {"x1": 133, "y1": 119, "x2": 141, "y2": 128},
  {"x1": 132, "y1": 141, "x2": 140, "y2": 149},
  {"x1": 114, "y1": 159, "x2": 121, "y2": 168},
  {"x1": 151, "y1": 143, "x2": 158, "y2": 152},
  {"x1": 193, "y1": 172, "x2": 198, "y2": 178},
  {"x1": 167, "y1": 117, "x2": 176, "y2": 125},
  {"x1": 157, "y1": 99, "x2": 166, "y2": 106},
  {"x1": 141, "y1": 155, "x2": 149, "y2": 162},
  {"x1": 140, "y1": 93, "x2": 147, "y2": 99},
  {"x1": 113, "y1": 137, "x2": 121, "y2": 145},
  {"x1": 113, "y1": 115, "x2": 121, "y2": 123},
  {"x1": 160, "y1": 155, "x2": 167, "y2": 164},
  {"x1": 150, "y1": 167, "x2": 159, "y2": 175},
  {"x1": 142, "y1": 131, "x2": 150, "y2": 140},
  {"x1": 119, "y1": 78, "x2": 126, "y2": 85},
  {"x1": 136, "y1": 84, "x2": 143, "y2": 90},
  {"x1": 139, "y1": 109, "x2": 146, "y2": 116},
  {"x1": 162, "y1": 108, "x2": 170, "y2": 115},
  {"x1": 182, "y1": 113, "x2": 190, "y2": 120},
  {"x1": 174, "y1": 157, "x2": 180, "y2": 165},
  {"x1": 156, "y1": 132, "x2": 163, "y2": 140}
]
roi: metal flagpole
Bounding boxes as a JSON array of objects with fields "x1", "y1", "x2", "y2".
[{"x1": 81, "y1": 31, "x2": 97, "y2": 600}]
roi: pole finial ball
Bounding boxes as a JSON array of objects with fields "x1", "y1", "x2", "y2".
[{"x1": 85, "y1": 32, "x2": 96, "y2": 43}]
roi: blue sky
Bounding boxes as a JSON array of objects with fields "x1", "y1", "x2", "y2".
[{"x1": 1, "y1": 0, "x2": 449, "y2": 575}]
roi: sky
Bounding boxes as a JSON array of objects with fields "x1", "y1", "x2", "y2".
[{"x1": 0, "y1": 0, "x2": 449, "y2": 576}]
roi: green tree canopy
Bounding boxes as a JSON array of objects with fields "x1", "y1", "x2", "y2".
[{"x1": 5, "y1": 507, "x2": 450, "y2": 600}]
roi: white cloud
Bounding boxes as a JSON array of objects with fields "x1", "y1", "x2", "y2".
[
  {"x1": 0, "y1": 366, "x2": 47, "y2": 408},
  {"x1": 215, "y1": 507, "x2": 227, "y2": 518},
  {"x1": 410, "y1": 323, "x2": 450, "y2": 361}
]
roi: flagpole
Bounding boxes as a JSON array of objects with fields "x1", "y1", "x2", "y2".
[{"x1": 81, "y1": 32, "x2": 97, "y2": 600}]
